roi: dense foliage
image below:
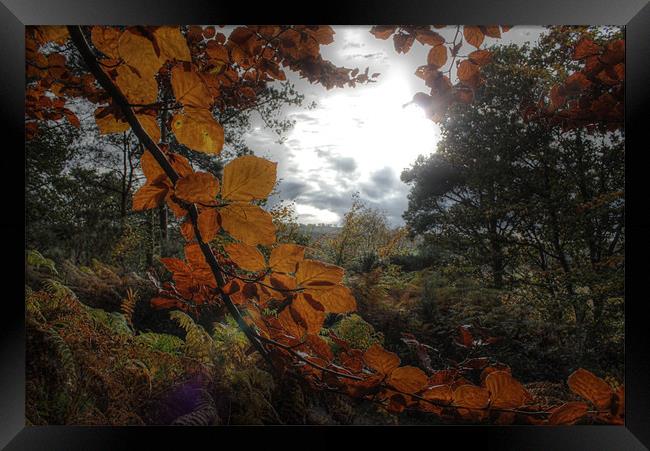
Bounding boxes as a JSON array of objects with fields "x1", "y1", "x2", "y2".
[{"x1": 25, "y1": 24, "x2": 624, "y2": 425}]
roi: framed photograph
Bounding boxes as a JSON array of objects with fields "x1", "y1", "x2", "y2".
[{"x1": 3, "y1": 0, "x2": 648, "y2": 448}]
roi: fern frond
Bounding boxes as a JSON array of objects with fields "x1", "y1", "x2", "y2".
[
  {"x1": 45, "y1": 328, "x2": 77, "y2": 389},
  {"x1": 170, "y1": 311, "x2": 216, "y2": 365},
  {"x1": 120, "y1": 288, "x2": 138, "y2": 328}
]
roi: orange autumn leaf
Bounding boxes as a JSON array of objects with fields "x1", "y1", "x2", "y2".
[
  {"x1": 457, "y1": 60, "x2": 479, "y2": 82},
  {"x1": 427, "y1": 44, "x2": 447, "y2": 69},
  {"x1": 363, "y1": 343, "x2": 400, "y2": 375},
  {"x1": 171, "y1": 64, "x2": 212, "y2": 109},
  {"x1": 548, "y1": 401, "x2": 589, "y2": 425},
  {"x1": 219, "y1": 202, "x2": 276, "y2": 245},
  {"x1": 573, "y1": 38, "x2": 602, "y2": 60},
  {"x1": 306, "y1": 284, "x2": 357, "y2": 313},
  {"x1": 290, "y1": 293, "x2": 326, "y2": 335},
  {"x1": 484, "y1": 371, "x2": 532, "y2": 408},
  {"x1": 180, "y1": 219, "x2": 195, "y2": 241},
  {"x1": 197, "y1": 208, "x2": 219, "y2": 241},
  {"x1": 481, "y1": 25, "x2": 501, "y2": 39},
  {"x1": 277, "y1": 306, "x2": 306, "y2": 340},
  {"x1": 140, "y1": 149, "x2": 166, "y2": 182},
  {"x1": 95, "y1": 108, "x2": 130, "y2": 134},
  {"x1": 114, "y1": 64, "x2": 158, "y2": 105},
  {"x1": 174, "y1": 171, "x2": 220, "y2": 204},
  {"x1": 295, "y1": 259, "x2": 344, "y2": 288},
  {"x1": 118, "y1": 29, "x2": 163, "y2": 78},
  {"x1": 132, "y1": 176, "x2": 169, "y2": 211},
  {"x1": 422, "y1": 384, "x2": 453, "y2": 405},
  {"x1": 453, "y1": 384, "x2": 490, "y2": 409},
  {"x1": 388, "y1": 366, "x2": 428, "y2": 394},
  {"x1": 567, "y1": 368, "x2": 613, "y2": 410},
  {"x1": 463, "y1": 26, "x2": 484, "y2": 49},
  {"x1": 224, "y1": 242, "x2": 266, "y2": 272},
  {"x1": 269, "y1": 244, "x2": 305, "y2": 273},
  {"x1": 468, "y1": 49, "x2": 492, "y2": 66},
  {"x1": 221, "y1": 155, "x2": 277, "y2": 201},
  {"x1": 172, "y1": 107, "x2": 224, "y2": 154},
  {"x1": 369, "y1": 26, "x2": 397, "y2": 40},
  {"x1": 91, "y1": 26, "x2": 121, "y2": 59},
  {"x1": 154, "y1": 26, "x2": 191, "y2": 63}
]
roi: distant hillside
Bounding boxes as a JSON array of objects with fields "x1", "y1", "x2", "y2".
[{"x1": 297, "y1": 223, "x2": 341, "y2": 239}]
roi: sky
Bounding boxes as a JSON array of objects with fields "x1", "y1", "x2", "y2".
[{"x1": 241, "y1": 26, "x2": 546, "y2": 226}]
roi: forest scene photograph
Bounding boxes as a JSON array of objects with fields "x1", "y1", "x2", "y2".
[{"x1": 25, "y1": 24, "x2": 625, "y2": 425}]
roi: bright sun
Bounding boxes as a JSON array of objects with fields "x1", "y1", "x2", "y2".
[{"x1": 288, "y1": 67, "x2": 439, "y2": 185}]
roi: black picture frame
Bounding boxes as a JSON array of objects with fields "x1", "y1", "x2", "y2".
[{"x1": 3, "y1": 0, "x2": 648, "y2": 448}]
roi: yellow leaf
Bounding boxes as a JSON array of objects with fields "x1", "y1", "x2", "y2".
[
  {"x1": 224, "y1": 242, "x2": 266, "y2": 272},
  {"x1": 197, "y1": 208, "x2": 219, "y2": 241},
  {"x1": 295, "y1": 259, "x2": 344, "y2": 288},
  {"x1": 174, "y1": 172, "x2": 220, "y2": 204},
  {"x1": 118, "y1": 29, "x2": 163, "y2": 78},
  {"x1": 306, "y1": 284, "x2": 357, "y2": 313},
  {"x1": 171, "y1": 65, "x2": 212, "y2": 109},
  {"x1": 363, "y1": 343, "x2": 400, "y2": 375},
  {"x1": 114, "y1": 64, "x2": 158, "y2": 105},
  {"x1": 154, "y1": 26, "x2": 191, "y2": 62},
  {"x1": 172, "y1": 107, "x2": 224, "y2": 154},
  {"x1": 91, "y1": 26, "x2": 121, "y2": 59},
  {"x1": 269, "y1": 244, "x2": 305, "y2": 273},
  {"x1": 221, "y1": 155, "x2": 277, "y2": 201},
  {"x1": 219, "y1": 202, "x2": 276, "y2": 245}
]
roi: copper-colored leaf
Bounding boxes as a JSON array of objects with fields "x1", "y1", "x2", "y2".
[
  {"x1": 573, "y1": 38, "x2": 602, "y2": 60},
  {"x1": 174, "y1": 172, "x2": 219, "y2": 204},
  {"x1": 197, "y1": 208, "x2": 219, "y2": 241},
  {"x1": 567, "y1": 368, "x2": 613, "y2": 410},
  {"x1": 221, "y1": 155, "x2": 277, "y2": 201},
  {"x1": 463, "y1": 26, "x2": 484, "y2": 49},
  {"x1": 91, "y1": 26, "x2": 121, "y2": 59},
  {"x1": 427, "y1": 44, "x2": 447, "y2": 68},
  {"x1": 485, "y1": 371, "x2": 532, "y2": 408},
  {"x1": 369, "y1": 26, "x2": 397, "y2": 40},
  {"x1": 481, "y1": 25, "x2": 501, "y2": 39},
  {"x1": 422, "y1": 384, "x2": 453, "y2": 405},
  {"x1": 453, "y1": 384, "x2": 490, "y2": 409},
  {"x1": 388, "y1": 366, "x2": 428, "y2": 394},
  {"x1": 306, "y1": 284, "x2": 357, "y2": 313},
  {"x1": 172, "y1": 107, "x2": 224, "y2": 154},
  {"x1": 224, "y1": 242, "x2": 266, "y2": 272},
  {"x1": 290, "y1": 293, "x2": 326, "y2": 335},
  {"x1": 114, "y1": 64, "x2": 158, "y2": 105},
  {"x1": 363, "y1": 343, "x2": 400, "y2": 375},
  {"x1": 457, "y1": 60, "x2": 479, "y2": 82},
  {"x1": 269, "y1": 244, "x2": 305, "y2": 273},
  {"x1": 171, "y1": 65, "x2": 212, "y2": 109},
  {"x1": 95, "y1": 108, "x2": 130, "y2": 134},
  {"x1": 118, "y1": 29, "x2": 163, "y2": 78},
  {"x1": 415, "y1": 29, "x2": 445, "y2": 46},
  {"x1": 548, "y1": 401, "x2": 589, "y2": 425},
  {"x1": 154, "y1": 26, "x2": 191, "y2": 63},
  {"x1": 140, "y1": 149, "x2": 166, "y2": 182},
  {"x1": 468, "y1": 49, "x2": 492, "y2": 66},
  {"x1": 132, "y1": 177, "x2": 169, "y2": 211},
  {"x1": 295, "y1": 259, "x2": 344, "y2": 288},
  {"x1": 219, "y1": 202, "x2": 276, "y2": 245}
]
